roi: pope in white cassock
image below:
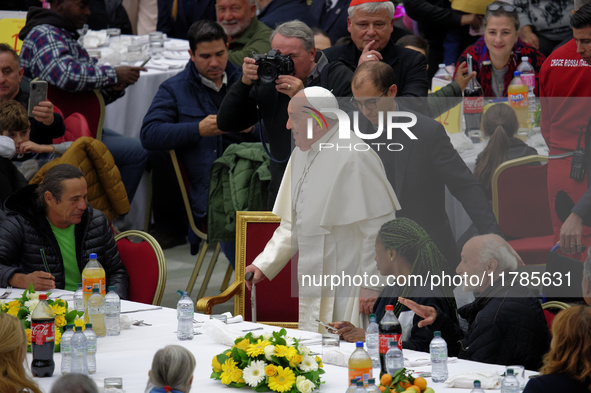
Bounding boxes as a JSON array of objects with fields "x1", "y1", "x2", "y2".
[{"x1": 245, "y1": 86, "x2": 400, "y2": 332}]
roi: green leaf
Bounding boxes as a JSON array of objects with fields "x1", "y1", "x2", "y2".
[{"x1": 65, "y1": 310, "x2": 79, "y2": 323}]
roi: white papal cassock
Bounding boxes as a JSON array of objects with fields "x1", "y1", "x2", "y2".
[{"x1": 252, "y1": 125, "x2": 400, "y2": 332}]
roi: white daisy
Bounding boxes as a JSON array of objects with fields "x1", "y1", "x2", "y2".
[
  {"x1": 25, "y1": 299, "x2": 40, "y2": 311},
  {"x1": 299, "y1": 345, "x2": 311, "y2": 356},
  {"x1": 264, "y1": 344, "x2": 275, "y2": 361},
  {"x1": 285, "y1": 337, "x2": 295, "y2": 347},
  {"x1": 262, "y1": 332, "x2": 273, "y2": 341},
  {"x1": 243, "y1": 360, "x2": 266, "y2": 387},
  {"x1": 296, "y1": 376, "x2": 315, "y2": 393},
  {"x1": 298, "y1": 355, "x2": 318, "y2": 372},
  {"x1": 27, "y1": 292, "x2": 40, "y2": 300}
]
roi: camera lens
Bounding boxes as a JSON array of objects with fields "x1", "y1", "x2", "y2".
[{"x1": 258, "y1": 62, "x2": 278, "y2": 84}]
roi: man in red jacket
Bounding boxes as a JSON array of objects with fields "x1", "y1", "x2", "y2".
[{"x1": 539, "y1": 1, "x2": 591, "y2": 258}]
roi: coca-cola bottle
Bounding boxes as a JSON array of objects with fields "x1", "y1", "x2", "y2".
[
  {"x1": 378, "y1": 305, "x2": 402, "y2": 376},
  {"x1": 463, "y1": 54, "x2": 484, "y2": 140},
  {"x1": 31, "y1": 293, "x2": 55, "y2": 377}
]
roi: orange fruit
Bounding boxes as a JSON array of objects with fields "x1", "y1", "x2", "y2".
[
  {"x1": 414, "y1": 377, "x2": 427, "y2": 391},
  {"x1": 399, "y1": 381, "x2": 412, "y2": 389},
  {"x1": 380, "y1": 374, "x2": 393, "y2": 387},
  {"x1": 409, "y1": 385, "x2": 422, "y2": 393},
  {"x1": 379, "y1": 386, "x2": 387, "y2": 392}
]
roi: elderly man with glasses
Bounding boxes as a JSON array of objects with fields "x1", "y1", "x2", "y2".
[{"x1": 351, "y1": 61, "x2": 501, "y2": 272}]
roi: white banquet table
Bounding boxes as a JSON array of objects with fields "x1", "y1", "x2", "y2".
[{"x1": 0, "y1": 287, "x2": 537, "y2": 393}]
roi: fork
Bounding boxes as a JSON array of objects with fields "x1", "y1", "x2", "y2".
[{"x1": 0, "y1": 286, "x2": 12, "y2": 300}]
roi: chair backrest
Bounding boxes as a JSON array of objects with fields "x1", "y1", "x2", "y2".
[
  {"x1": 491, "y1": 155, "x2": 553, "y2": 238},
  {"x1": 47, "y1": 84, "x2": 105, "y2": 140},
  {"x1": 52, "y1": 106, "x2": 93, "y2": 143},
  {"x1": 169, "y1": 149, "x2": 207, "y2": 240},
  {"x1": 542, "y1": 301, "x2": 571, "y2": 336},
  {"x1": 235, "y1": 211, "x2": 298, "y2": 329},
  {"x1": 115, "y1": 230, "x2": 167, "y2": 305}
]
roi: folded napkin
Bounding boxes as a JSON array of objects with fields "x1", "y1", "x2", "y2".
[
  {"x1": 203, "y1": 318, "x2": 245, "y2": 346},
  {"x1": 405, "y1": 356, "x2": 458, "y2": 367},
  {"x1": 82, "y1": 30, "x2": 108, "y2": 49},
  {"x1": 145, "y1": 58, "x2": 185, "y2": 70},
  {"x1": 321, "y1": 346, "x2": 355, "y2": 367},
  {"x1": 444, "y1": 371, "x2": 502, "y2": 389},
  {"x1": 165, "y1": 41, "x2": 189, "y2": 51},
  {"x1": 163, "y1": 50, "x2": 189, "y2": 60},
  {"x1": 448, "y1": 131, "x2": 475, "y2": 154},
  {"x1": 219, "y1": 311, "x2": 244, "y2": 324}
]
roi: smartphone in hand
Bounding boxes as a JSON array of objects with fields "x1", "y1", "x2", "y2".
[{"x1": 28, "y1": 80, "x2": 48, "y2": 117}]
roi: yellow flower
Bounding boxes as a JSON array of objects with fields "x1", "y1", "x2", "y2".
[
  {"x1": 7, "y1": 306, "x2": 20, "y2": 317},
  {"x1": 50, "y1": 302, "x2": 66, "y2": 316},
  {"x1": 25, "y1": 328, "x2": 31, "y2": 345},
  {"x1": 246, "y1": 339, "x2": 271, "y2": 357},
  {"x1": 289, "y1": 353, "x2": 303, "y2": 368},
  {"x1": 230, "y1": 368, "x2": 243, "y2": 383},
  {"x1": 55, "y1": 328, "x2": 61, "y2": 345},
  {"x1": 220, "y1": 358, "x2": 238, "y2": 385},
  {"x1": 55, "y1": 315, "x2": 67, "y2": 328},
  {"x1": 265, "y1": 364, "x2": 278, "y2": 377},
  {"x1": 221, "y1": 358, "x2": 237, "y2": 372},
  {"x1": 73, "y1": 318, "x2": 86, "y2": 332},
  {"x1": 315, "y1": 355, "x2": 323, "y2": 368},
  {"x1": 235, "y1": 338, "x2": 250, "y2": 351},
  {"x1": 7, "y1": 300, "x2": 21, "y2": 308},
  {"x1": 212, "y1": 356, "x2": 222, "y2": 372},
  {"x1": 220, "y1": 370, "x2": 233, "y2": 385},
  {"x1": 268, "y1": 366, "x2": 295, "y2": 393},
  {"x1": 273, "y1": 345, "x2": 291, "y2": 358}
]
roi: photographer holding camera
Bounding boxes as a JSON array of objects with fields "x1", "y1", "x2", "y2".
[{"x1": 217, "y1": 20, "x2": 353, "y2": 208}]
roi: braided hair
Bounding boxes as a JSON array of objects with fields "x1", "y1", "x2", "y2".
[{"x1": 377, "y1": 218, "x2": 456, "y2": 315}]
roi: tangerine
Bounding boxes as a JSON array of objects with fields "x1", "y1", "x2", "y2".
[
  {"x1": 409, "y1": 385, "x2": 422, "y2": 393},
  {"x1": 399, "y1": 380, "x2": 412, "y2": 389},
  {"x1": 380, "y1": 374, "x2": 393, "y2": 387},
  {"x1": 379, "y1": 386, "x2": 387, "y2": 392},
  {"x1": 414, "y1": 377, "x2": 427, "y2": 391}
]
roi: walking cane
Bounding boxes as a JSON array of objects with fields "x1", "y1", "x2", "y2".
[{"x1": 245, "y1": 272, "x2": 257, "y2": 323}]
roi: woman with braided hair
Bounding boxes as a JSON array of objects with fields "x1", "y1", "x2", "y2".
[{"x1": 329, "y1": 218, "x2": 462, "y2": 355}]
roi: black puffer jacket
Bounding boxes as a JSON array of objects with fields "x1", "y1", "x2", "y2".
[
  {"x1": 0, "y1": 185, "x2": 129, "y2": 299},
  {"x1": 458, "y1": 280, "x2": 550, "y2": 370}
]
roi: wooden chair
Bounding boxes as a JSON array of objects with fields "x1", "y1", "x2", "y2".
[
  {"x1": 197, "y1": 211, "x2": 299, "y2": 329},
  {"x1": 169, "y1": 149, "x2": 229, "y2": 299},
  {"x1": 115, "y1": 230, "x2": 167, "y2": 305},
  {"x1": 491, "y1": 155, "x2": 554, "y2": 265},
  {"x1": 541, "y1": 300, "x2": 570, "y2": 336},
  {"x1": 47, "y1": 84, "x2": 105, "y2": 140}
]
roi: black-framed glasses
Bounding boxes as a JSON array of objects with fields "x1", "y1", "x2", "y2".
[
  {"x1": 351, "y1": 88, "x2": 389, "y2": 110},
  {"x1": 487, "y1": 3, "x2": 517, "y2": 13}
]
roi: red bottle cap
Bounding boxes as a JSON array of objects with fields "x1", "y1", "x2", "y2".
[
  {"x1": 39, "y1": 294, "x2": 47, "y2": 300},
  {"x1": 385, "y1": 305, "x2": 394, "y2": 311}
]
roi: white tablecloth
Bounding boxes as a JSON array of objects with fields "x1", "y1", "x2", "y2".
[{"x1": 0, "y1": 288, "x2": 536, "y2": 392}]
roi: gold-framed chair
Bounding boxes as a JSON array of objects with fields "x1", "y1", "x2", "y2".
[
  {"x1": 541, "y1": 301, "x2": 570, "y2": 311},
  {"x1": 541, "y1": 300, "x2": 570, "y2": 336},
  {"x1": 114, "y1": 230, "x2": 166, "y2": 305},
  {"x1": 47, "y1": 85, "x2": 105, "y2": 140},
  {"x1": 169, "y1": 150, "x2": 231, "y2": 299},
  {"x1": 197, "y1": 211, "x2": 299, "y2": 329}
]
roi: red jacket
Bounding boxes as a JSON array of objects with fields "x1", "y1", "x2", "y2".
[
  {"x1": 539, "y1": 39, "x2": 591, "y2": 155},
  {"x1": 456, "y1": 37, "x2": 545, "y2": 97}
]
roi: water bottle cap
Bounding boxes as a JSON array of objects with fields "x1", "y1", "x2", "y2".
[
  {"x1": 385, "y1": 304, "x2": 394, "y2": 311},
  {"x1": 350, "y1": 379, "x2": 357, "y2": 384},
  {"x1": 355, "y1": 341, "x2": 364, "y2": 347},
  {"x1": 507, "y1": 369, "x2": 514, "y2": 375},
  {"x1": 77, "y1": 283, "x2": 82, "y2": 288},
  {"x1": 65, "y1": 324, "x2": 74, "y2": 329},
  {"x1": 438, "y1": 63, "x2": 446, "y2": 68},
  {"x1": 389, "y1": 339, "x2": 397, "y2": 346},
  {"x1": 514, "y1": 71, "x2": 521, "y2": 76},
  {"x1": 356, "y1": 381, "x2": 364, "y2": 386},
  {"x1": 75, "y1": 326, "x2": 82, "y2": 332},
  {"x1": 433, "y1": 331, "x2": 441, "y2": 337},
  {"x1": 89, "y1": 253, "x2": 97, "y2": 259},
  {"x1": 521, "y1": 56, "x2": 529, "y2": 61},
  {"x1": 85, "y1": 323, "x2": 93, "y2": 328},
  {"x1": 38, "y1": 294, "x2": 47, "y2": 300},
  {"x1": 184, "y1": 291, "x2": 189, "y2": 296},
  {"x1": 474, "y1": 380, "x2": 481, "y2": 387},
  {"x1": 368, "y1": 378, "x2": 375, "y2": 384},
  {"x1": 92, "y1": 287, "x2": 99, "y2": 293},
  {"x1": 369, "y1": 313, "x2": 376, "y2": 321},
  {"x1": 108, "y1": 286, "x2": 116, "y2": 291}
]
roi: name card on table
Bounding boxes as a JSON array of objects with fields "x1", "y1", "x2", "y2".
[{"x1": 0, "y1": 11, "x2": 27, "y2": 54}]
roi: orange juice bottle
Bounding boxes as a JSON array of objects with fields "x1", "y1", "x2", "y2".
[
  {"x1": 81, "y1": 253, "x2": 105, "y2": 323},
  {"x1": 348, "y1": 341, "x2": 373, "y2": 386},
  {"x1": 508, "y1": 71, "x2": 529, "y2": 130}
]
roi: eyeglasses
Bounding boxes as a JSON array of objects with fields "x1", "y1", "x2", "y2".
[
  {"x1": 486, "y1": 3, "x2": 517, "y2": 13},
  {"x1": 351, "y1": 88, "x2": 389, "y2": 110}
]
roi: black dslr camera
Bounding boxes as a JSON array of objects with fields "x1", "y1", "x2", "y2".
[{"x1": 253, "y1": 49, "x2": 295, "y2": 84}]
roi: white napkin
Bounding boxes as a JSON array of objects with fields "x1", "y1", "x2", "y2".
[
  {"x1": 145, "y1": 59, "x2": 185, "y2": 70},
  {"x1": 321, "y1": 346, "x2": 355, "y2": 367},
  {"x1": 448, "y1": 131, "x2": 475, "y2": 154},
  {"x1": 163, "y1": 51, "x2": 189, "y2": 60},
  {"x1": 404, "y1": 356, "x2": 458, "y2": 367},
  {"x1": 165, "y1": 41, "x2": 189, "y2": 51},
  {"x1": 444, "y1": 371, "x2": 502, "y2": 389},
  {"x1": 220, "y1": 311, "x2": 244, "y2": 324},
  {"x1": 202, "y1": 318, "x2": 245, "y2": 346},
  {"x1": 82, "y1": 30, "x2": 108, "y2": 49}
]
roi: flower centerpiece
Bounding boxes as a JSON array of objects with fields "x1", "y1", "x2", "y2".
[
  {"x1": 0, "y1": 284, "x2": 85, "y2": 352},
  {"x1": 211, "y1": 328, "x2": 325, "y2": 393}
]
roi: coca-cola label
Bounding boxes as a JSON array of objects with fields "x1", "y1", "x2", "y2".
[
  {"x1": 379, "y1": 333, "x2": 402, "y2": 354},
  {"x1": 521, "y1": 74, "x2": 535, "y2": 89},
  {"x1": 464, "y1": 96, "x2": 484, "y2": 114},
  {"x1": 31, "y1": 322, "x2": 55, "y2": 345}
]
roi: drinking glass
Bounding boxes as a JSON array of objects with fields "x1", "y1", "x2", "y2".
[
  {"x1": 104, "y1": 377, "x2": 123, "y2": 392},
  {"x1": 321, "y1": 333, "x2": 340, "y2": 355}
]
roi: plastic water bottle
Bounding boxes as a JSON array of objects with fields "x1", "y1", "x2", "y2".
[
  {"x1": 379, "y1": 305, "x2": 402, "y2": 376},
  {"x1": 385, "y1": 339, "x2": 404, "y2": 375},
  {"x1": 60, "y1": 324, "x2": 74, "y2": 375},
  {"x1": 177, "y1": 291, "x2": 194, "y2": 340},
  {"x1": 471, "y1": 380, "x2": 485, "y2": 393},
  {"x1": 430, "y1": 331, "x2": 448, "y2": 382},
  {"x1": 74, "y1": 283, "x2": 85, "y2": 314},
  {"x1": 104, "y1": 286, "x2": 121, "y2": 336},
  {"x1": 528, "y1": 90, "x2": 537, "y2": 130},
  {"x1": 366, "y1": 314, "x2": 380, "y2": 370},
  {"x1": 70, "y1": 326, "x2": 88, "y2": 374},
  {"x1": 353, "y1": 380, "x2": 367, "y2": 393},
  {"x1": 346, "y1": 379, "x2": 358, "y2": 393},
  {"x1": 366, "y1": 378, "x2": 380, "y2": 393},
  {"x1": 516, "y1": 56, "x2": 535, "y2": 93},
  {"x1": 348, "y1": 341, "x2": 373, "y2": 386},
  {"x1": 87, "y1": 286, "x2": 106, "y2": 337},
  {"x1": 501, "y1": 369, "x2": 520, "y2": 393},
  {"x1": 434, "y1": 63, "x2": 452, "y2": 82},
  {"x1": 84, "y1": 324, "x2": 97, "y2": 374}
]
